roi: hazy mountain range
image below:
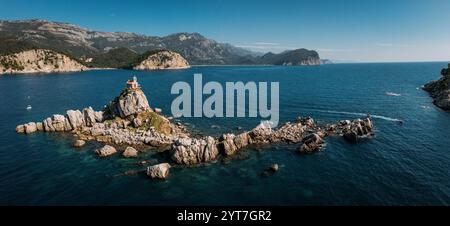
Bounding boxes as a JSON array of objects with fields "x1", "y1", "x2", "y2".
[{"x1": 0, "y1": 19, "x2": 321, "y2": 67}]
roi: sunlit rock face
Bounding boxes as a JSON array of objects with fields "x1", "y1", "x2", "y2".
[
  {"x1": 0, "y1": 49, "x2": 87, "y2": 74},
  {"x1": 133, "y1": 50, "x2": 190, "y2": 70}
]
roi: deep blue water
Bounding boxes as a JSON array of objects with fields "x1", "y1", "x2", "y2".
[{"x1": 1, "y1": 63, "x2": 450, "y2": 205}]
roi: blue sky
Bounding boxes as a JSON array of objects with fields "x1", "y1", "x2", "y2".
[{"x1": 1, "y1": 0, "x2": 449, "y2": 62}]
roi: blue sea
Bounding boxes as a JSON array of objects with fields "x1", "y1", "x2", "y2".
[{"x1": 1, "y1": 62, "x2": 450, "y2": 205}]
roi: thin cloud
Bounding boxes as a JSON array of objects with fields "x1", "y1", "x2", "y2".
[
  {"x1": 253, "y1": 42, "x2": 279, "y2": 46},
  {"x1": 375, "y1": 43, "x2": 411, "y2": 47},
  {"x1": 317, "y1": 48, "x2": 357, "y2": 52}
]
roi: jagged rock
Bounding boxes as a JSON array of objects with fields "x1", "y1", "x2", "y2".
[
  {"x1": 73, "y1": 140, "x2": 86, "y2": 147},
  {"x1": 96, "y1": 145, "x2": 117, "y2": 157},
  {"x1": 301, "y1": 117, "x2": 315, "y2": 127},
  {"x1": 298, "y1": 133, "x2": 324, "y2": 154},
  {"x1": 94, "y1": 111, "x2": 104, "y2": 122},
  {"x1": 66, "y1": 110, "x2": 84, "y2": 129},
  {"x1": 43, "y1": 118, "x2": 53, "y2": 132},
  {"x1": 273, "y1": 121, "x2": 305, "y2": 143},
  {"x1": 233, "y1": 132, "x2": 250, "y2": 149},
  {"x1": 36, "y1": 122, "x2": 44, "y2": 131},
  {"x1": 147, "y1": 163, "x2": 171, "y2": 179},
  {"x1": 24, "y1": 122, "x2": 37, "y2": 134},
  {"x1": 123, "y1": 147, "x2": 138, "y2": 158},
  {"x1": 83, "y1": 107, "x2": 96, "y2": 127},
  {"x1": 63, "y1": 118, "x2": 72, "y2": 131},
  {"x1": 204, "y1": 136, "x2": 219, "y2": 162},
  {"x1": 248, "y1": 121, "x2": 273, "y2": 144},
  {"x1": 106, "y1": 82, "x2": 151, "y2": 118},
  {"x1": 51, "y1": 114, "x2": 66, "y2": 132},
  {"x1": 16, "y1": 125, "x2": 25, "y2": 133},
  {"x1": 171, "y1": 136, "x2": 219, "y2": 165},
  {"x1": 220, "y1": 134, "x2": 238, "y2": 156}
]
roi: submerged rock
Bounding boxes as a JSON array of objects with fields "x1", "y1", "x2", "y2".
[
  {"x1": 73, "y1": 140, "x2": 86, "y2": 148},
  {"x1": 147, "y1": 163, "x2": 171, "y2": 179},
  {"x1": 343, "y1": 131, "x2": 358, "y2": 143},
  {"x1": 269, "y1": 163, "x2": 279, "y2": 172}
]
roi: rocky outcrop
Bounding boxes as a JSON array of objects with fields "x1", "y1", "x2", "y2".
[
  {"x1": 423, "y1": 63, "x2": 450, "y2": 110},
  {"x1": 73, "y1": 140, "x2": 86, "y2": 148},
  {"x1": 15, "y1": 78, "x2": 375, "y2": 171},
  {"x1": 17, "y1": 122, "x2": 38, "y2": 134},
  {"x1": 147, "y1": 163, "x2": 171, "y2": 179},
  {"x1": 96, "y1": 145, "x2": 117, "y2": 157},
  {"x1": 326, "y1": 118, "x2": 374, "y2": 143},
  {"x1": 123, "y1": 146, "x2": 138, "y2": 158},
  {"x1": 133, "y1": 50, "x2": 190, "y2": 70},
  {"x1": 105, "y1": 87, "x2": 151, "y2": 118},
  {"x1": 171, "y1": 136, "x2": 219, "y2": 165},
  {"x1": 16, "y1": 78, "x2": 190, "y2": 150},
  {"x1": 168, "y1": 117, "x2": 374, "y2": 165},
  {"x1": 298, "y1": 133, "x2": 324, "y2": 154},
  {"x1": 0, "y1": 49, "x2": 87, "y2": 74}
]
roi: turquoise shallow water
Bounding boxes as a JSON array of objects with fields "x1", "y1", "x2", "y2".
[{"x1": 1, "y1": 63, "x2": 450, "y2": 205}]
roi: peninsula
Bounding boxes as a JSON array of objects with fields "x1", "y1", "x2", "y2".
[{"x1": 423, "y1": 63, "x2": 450, "y2": 110}]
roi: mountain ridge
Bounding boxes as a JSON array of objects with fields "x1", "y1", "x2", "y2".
[{"x1": 0, "y1": 19, "x2": 321, "y2": 66}]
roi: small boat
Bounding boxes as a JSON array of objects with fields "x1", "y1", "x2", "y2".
[
  {"x1": 385, "y1": 92, "x2": 401, "y2": 96},
  {"x1": 26, "y1": 105, "x2": 32, "y2": 110}
]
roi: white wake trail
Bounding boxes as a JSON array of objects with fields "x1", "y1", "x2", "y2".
[{"x1": 312, "y1": 110, "x2": 402, "y2": 122}]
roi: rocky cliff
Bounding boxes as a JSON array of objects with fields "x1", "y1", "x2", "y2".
[
  {"x1": 0, "y1": 49, "x2": 87, "y2": 74},
  {"x1": 423, "y1": 63, "x2": 450, "y2": 110},
  {"x1": 132, "y1": 50, "x2": 190, "y2": 70}
]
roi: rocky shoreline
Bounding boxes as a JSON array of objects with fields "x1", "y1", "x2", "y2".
[
  {"x1": 423, "y1": 63, "x2": 450, "y2": 110},
  {"x1": 16, "y1": 77, "x2": 375, "y2": 180}
]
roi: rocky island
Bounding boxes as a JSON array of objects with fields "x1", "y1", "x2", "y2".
[
  {"x1": 132, "y1": 50, "x2": 190, "y2": 70},
  {"x1": 16, "y1": 77, "x2": 374, "y2": 179},
  {"x1": 423, "y1": 63, "x2": 450, "y2": 110},
  {"x1": 0, "y1": 49, "x2": 87, "y2": 74}
]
